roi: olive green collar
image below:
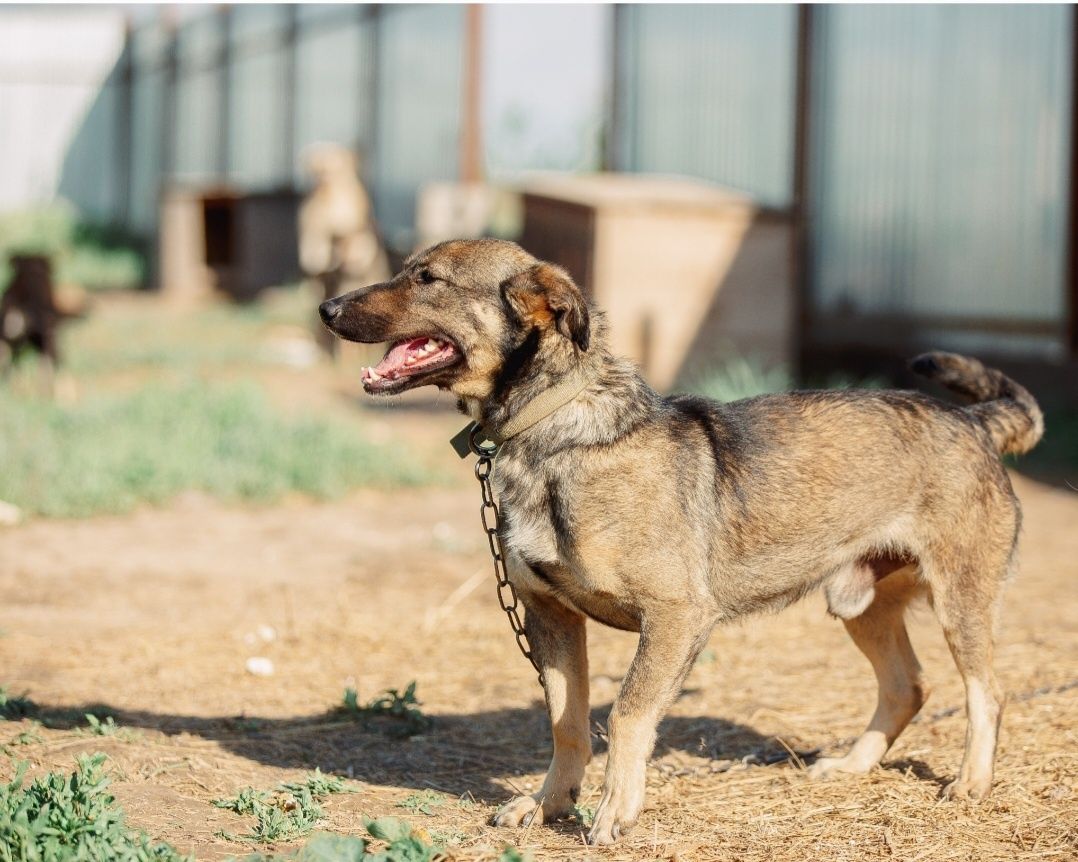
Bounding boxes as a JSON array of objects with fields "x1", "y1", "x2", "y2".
[{"x1": 450, "y1": 368, "x2": 592, "y2": 458}]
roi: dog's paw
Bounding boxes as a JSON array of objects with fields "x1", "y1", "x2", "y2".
[
  {"x1": 941, "y1": 778, "x2": 991, "y2": 802},
  {"x1": 807, "y1": 756, "x2": 849, "y2": 780},
  {"x1": 807, "y1": 754, "x2": 876, "y2": 780},
  {"x1": 492, "y1": 793, "x2": 573, "y2": 828},
  {"x1": 587, "y1": 809, "x2": 635, "y2": 845},
  {"x1": 586, "y1": 791, "x2": 640, "y2": 846},
  {"x1": 492, "y1": 795, "x2": 545, "y2": 828}
]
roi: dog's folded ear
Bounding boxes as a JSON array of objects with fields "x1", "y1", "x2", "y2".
[{"x1": 501, "y1": 263, "x2": 590, "y2": 351}]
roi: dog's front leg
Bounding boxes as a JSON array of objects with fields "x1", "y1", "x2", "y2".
[
  {"x1": 493, "y1": 588, "x2": 590, "y2": 828},
  {"x1": 588, "y1": 613, "x2": 713, "y2": 845}
]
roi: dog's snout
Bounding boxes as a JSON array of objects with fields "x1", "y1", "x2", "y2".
[{"x1": 318, "y1": 299, "x2": 342, "y2": 325}]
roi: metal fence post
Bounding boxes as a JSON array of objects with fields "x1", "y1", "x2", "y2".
[{"x1": 218, "y1": 6, "x2": 232, "y2": 182}]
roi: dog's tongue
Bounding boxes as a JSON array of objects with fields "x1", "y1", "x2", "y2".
[{"x1": 372, "y1": 337, "x2": 429, "y2": 378}]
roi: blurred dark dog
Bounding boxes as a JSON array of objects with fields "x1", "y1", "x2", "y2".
[{"x1": 1, "y1": 255, "x2": 61, "y2": 382}]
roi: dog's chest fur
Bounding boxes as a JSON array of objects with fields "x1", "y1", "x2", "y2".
[{"x1": 493, "y1": 455, "x2": 642, "y2": 631}]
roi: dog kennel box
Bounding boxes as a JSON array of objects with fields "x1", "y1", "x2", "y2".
[
  {"x1": 518, "y1": 173, "x2": 796, "y2": 391},
  {"x1": 159, "y1": 185, "x2": 301, "y2": 302}
]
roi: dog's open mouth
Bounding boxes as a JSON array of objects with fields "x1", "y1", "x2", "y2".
[{"x1": 361, "y1": 335, "x2": 461, "y2": 393}]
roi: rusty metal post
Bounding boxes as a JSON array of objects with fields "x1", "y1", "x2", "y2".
[{"x1": 459, "y1": 4, "x2": 483, "y2": 183}]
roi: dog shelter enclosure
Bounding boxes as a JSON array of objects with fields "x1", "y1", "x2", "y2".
[
  {"x1": 615, "y1": 4, "x2": 1075, "y2": 395},
  {"x1": 9, "y1": 3, "x2": 1077, "y2": 401}
]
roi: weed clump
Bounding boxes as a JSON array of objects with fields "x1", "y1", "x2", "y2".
[
  {"x1": 79, "y1": 713, "x2": 141, "y2": 741},
  {"x1": 230, "y1": 817, "x2": 532, "y2": 862},
  {"x1": 340, "y1": 683, "x2": 430, "y2": 739},
  {"x1": 213, "y1": 770, "x2": 358, "y2": 843},
  {"x1": 0, "y1": 752, "x2": 190, "y2": 861},
  {"x1": 0, "y1": 687, "x2": 36, "y2": 721},
  {"x1": 395, "y1": 790, "x2": 447, "y2": 817}
]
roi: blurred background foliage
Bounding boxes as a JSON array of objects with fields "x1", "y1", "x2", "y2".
[{"x1": 0, "y1": 202, "x2": 145, "y2": 292}]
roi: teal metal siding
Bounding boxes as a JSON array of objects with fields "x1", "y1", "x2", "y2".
[
  {"x1": 616, "y1": 4, "x2": 798, "y2": 208},
  {"x1": 294, "y1": 9, "x2": 377, "y2": 181},
  {"x1": 809, "y1": 5, "x2": 1072, "y2": 353},
  {"x1": 374, "y1": 4, "x2": 464, "y2": 246}
]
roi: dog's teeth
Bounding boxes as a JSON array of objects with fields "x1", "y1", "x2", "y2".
[
  {"x1": 424, "y1": 339, "x2": 438, "y2": 351},
  {"x1": 405, "y1": 356, "x2": 417, "y2": 365},
  {"x1": 368, "y1": 370, "x2": 381, "y2": 382}
]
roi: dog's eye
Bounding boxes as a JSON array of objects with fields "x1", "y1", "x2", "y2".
[{"x1": 417, "y1": 269, "x2": 436, "y2": 285}]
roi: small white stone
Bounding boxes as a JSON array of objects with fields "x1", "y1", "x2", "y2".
[
  {"x1": 256, "y1": 624, "x2": 277, "y2": 643},
  {"x1": 245, "y1": 657, "x2": 275, "y2": 677},
  {"x1": 0, "y1": 501, "x2": 22, "y2": 527}
]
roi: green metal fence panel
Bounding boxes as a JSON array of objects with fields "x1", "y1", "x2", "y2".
[
  {"x1": 129, "y1": 66, "x2": 165, "y2": 234},
  {"x1": 374, "y1": 4, "x2": 465, "y2": 247},
  {"x1": 173, "y1": 12, "x2": 225, "y2": 183},
  {"x1": 294, "y1": 9, "x2": 376, "y2": 181},
  {"x1": 809, "y1": 5, "x2": 1072, "y2": 355},
  {"x1": 227, "y1": 6, "x2": 291, "y2": 188},
  {"x1": 616, "y1": 4, "x2": 797, "y2": 207}
]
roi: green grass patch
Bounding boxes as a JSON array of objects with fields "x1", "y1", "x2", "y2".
[
  {"x1": 214, "y1": 770, "x2": 358, "y2": 844},
  {"x1": 0, "y1": 381, "x2": 433, "y2": 518},
  {"x1": 0, "y1": 752, "x2": 190, "y2": 861},
  {"x1": 229, "y1": 817, "x2": 533, "y2": 862},
  {"x1": 395, "y1": 791, "x2": 447, "y2": 817},
  {"x1": 78, "y1": 713, "x2": 140, "y2": 742},
  {"x1": 341, "y1": 683, "x2": 430, "y2": 739},
  {"x1": 0, "y1": 688, "x2": 36, "y2": 721},
  {"x1": 60, "y1": 289, "x2": 315, "y2": 379},
  {"x1": 0, "y1": 202, "x2": 145, "y2": 291}
]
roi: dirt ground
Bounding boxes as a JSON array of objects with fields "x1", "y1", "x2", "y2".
[
  {"x1": 1, "y1": 456, "x2": 1075, "y2": 861},
  {"x1": 0, "y1": 294, "x2": 1075, "y2": 860}
]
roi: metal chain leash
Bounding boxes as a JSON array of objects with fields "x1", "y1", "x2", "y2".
[{"x1": 469, "y1": 427, "x2": 544, "y2": 688}]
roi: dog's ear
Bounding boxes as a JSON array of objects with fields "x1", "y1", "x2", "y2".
[{"x1": 501, "y1": 263, "x2": 590, "y2": 351}]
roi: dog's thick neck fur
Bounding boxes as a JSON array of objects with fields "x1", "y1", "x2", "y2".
[{"x1": 466, "y1": 307, "x2": 662, "y2": 455}]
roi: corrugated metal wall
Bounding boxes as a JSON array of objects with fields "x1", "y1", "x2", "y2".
[
  {"x1": 293, "y1": 6, "x2": 377, "y2": 184},
  {"x1": 174, "y1": 12, "x2": 225, "y2": 183},
  {"x1": 809, "y1": 5, "x2": 1072, "y2": 355},
  {"x1": 129, "y1": 21, "x2": 168, "y2": 234},
  {"x1": 616, "y1": 4, "x2": 1073, "y2": 353},
  {"x1": 375, "y1": 4, "x2": 465, "y2": 248},
  {"x1": 227, "y1": 6, "x2": 292, "y2": 188},
  {"x1": 616, "y1": 4, "x2": 798, "y2": 208},
  {"x1": 121, "y1": 5, "x2": 462, "y2": 245}
]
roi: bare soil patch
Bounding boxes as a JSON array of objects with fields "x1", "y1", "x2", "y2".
[{"x1": 1, "y1": 465, "x2": 1075, "y2": 861}]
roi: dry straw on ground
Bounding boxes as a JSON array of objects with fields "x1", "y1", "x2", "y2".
[{"x1": 2, "y1": 469, "x2": 1074, "y2": 861}]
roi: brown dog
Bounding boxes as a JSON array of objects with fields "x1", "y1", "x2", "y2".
[{"x1": 319, "y1": 239, "x2": 1043, "y2": 845}]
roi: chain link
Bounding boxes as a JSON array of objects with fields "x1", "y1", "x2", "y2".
[{"x1": 470, "y1": 432, "x2": 544, "y2": 688}]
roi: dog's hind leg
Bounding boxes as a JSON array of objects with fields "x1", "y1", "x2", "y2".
[
  {"x1": 810, "y1": 568, "x2": 929, "y2": 779},
  {"x1": 930, "y1": 551, "x2": 1011, "y2": 801},
  {"x1": 588, "y1": 610, "x2": 714, "y2": 846},
  {"x1": 492, "y1": 590, "x2": 591, "y2": 828}
]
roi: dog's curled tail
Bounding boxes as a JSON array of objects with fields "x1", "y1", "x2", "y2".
[{"x1": 910, "y1": 351, "x2": 1044, "y2": 456}]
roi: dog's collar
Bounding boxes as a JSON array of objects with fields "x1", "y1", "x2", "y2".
[{"x1": 450, "y1": 368, "x2": 592, "y2": 459}]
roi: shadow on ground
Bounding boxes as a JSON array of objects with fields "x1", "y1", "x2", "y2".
[{"x1": 15, "y1": 699, "x2": 802, "y2": 801}]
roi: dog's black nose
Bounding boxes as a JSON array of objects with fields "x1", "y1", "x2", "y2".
[{"x1": 318, "y1": 299, "x2": 342, "y2": 325}]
